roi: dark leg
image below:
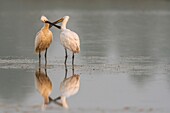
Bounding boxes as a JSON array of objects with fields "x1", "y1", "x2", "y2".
[
  {"x1": 72, "y1": 67, "x2": 74, "y2": 75},
  {"x1": 64, "y1": 49, "x2": 68, "y2": 65},
  {"x1": 39, "y1": 51, "x2": 41, "y2": 67},
  {"x1": 72, "y1": 53, "x2": 74, "y2": 69},
  {"x1": 65, "y1": 61, "x2": 68, "y2": 70},
  {"x1": 45, "y1": 48, "x2": 47, "y2": 66},
  {"x1": 45, "y1": 68, "x2": 47, "y2": 76},
  {"x1": 38, "y1": 65, "x2": 41, "y2": 73},
  {"x1": 64, "y1": 65, "x2": 68, "y2": 79}
]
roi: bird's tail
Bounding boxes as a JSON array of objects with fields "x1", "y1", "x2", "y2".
[
  {"x1": 35, "y1": 47, "x2": 40, "y2": 54},
  {"x1": 74, "y1": 46, "x2": 80, "y2": 53}
]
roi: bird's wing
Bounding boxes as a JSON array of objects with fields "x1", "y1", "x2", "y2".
[
  {"x1": 34, "y1": 29, "x2": 53, "y2": 53},
  {"x1": 34, "y1": 31, "x2": 42, "y2": 53},
  {"x1": 60, "y1": 75, "x2": 80, "y2": 97},
  {"x1": 60, "y1": 30, "x2": 80, "y2": 53},
  {"x1": 71, "y1": 31, "x2": 80, "y2": 46}
]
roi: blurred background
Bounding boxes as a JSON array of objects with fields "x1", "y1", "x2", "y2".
[{"x1": 1, "y1": 0, "x2": 170, "y2": 59}]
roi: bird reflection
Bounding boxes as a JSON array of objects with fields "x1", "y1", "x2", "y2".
[
  {"x1": 54, "y1": 67, "x2": 80, "y2": 108},
  {"x1": 35, "y1": 67, "x2": 52, "y2": 107}
]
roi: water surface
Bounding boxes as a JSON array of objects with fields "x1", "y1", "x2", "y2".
[{"x1": 1, "y1": 0, "x2": 170, "y2": 113}]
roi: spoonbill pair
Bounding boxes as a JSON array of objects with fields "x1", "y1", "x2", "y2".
[{"x1": 35, "y1": 16, "x2": 80, "y2": 67}]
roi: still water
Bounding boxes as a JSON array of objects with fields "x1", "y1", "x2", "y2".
[{"x1": 0, "y1": 0, "x2": 170, "y2": 113}]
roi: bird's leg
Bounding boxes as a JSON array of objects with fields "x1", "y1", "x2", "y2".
[
  {"x1": 39, "y1": 51, "x2": 41, "y2": 67},
  {"x1": 45, "y1": 68, "x2": 47, "y2": 76},
  {"x1": 65, "y1": 61, "x2": 68, "y2": 71},
  {"x1": 72, "y1": 67, "x2": 74, "y2": 75},
  {"x1": 64, "y1": 66, "x2": 68, "y2": 79},
  {"x1": 45, "y1": 48, "x2": 47, "y2": 66},
  {"x1": 72, "y1": 53, "x2": 74, "y2": 70},
  {"x1": 64, "y1": 49, "x2": 68, "y2": 65},
  {"x1": 38, "y1": 65, "x2": 41, "y2": 73}
]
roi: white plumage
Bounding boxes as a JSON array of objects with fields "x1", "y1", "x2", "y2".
[
  {"x1": 54, "y1": 16, "x2": 80, "y2": 66},
  {"x1": 57, "y1": 74, "x2": 80, "y2": 108},
  {"x1": 60, "y1": 74, "x2": 80, "y2": 98},
  {"x1": 60, "y1": 27, "x2": 80, "y2": 53}
]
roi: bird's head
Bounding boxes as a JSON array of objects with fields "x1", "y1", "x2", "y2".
[
  {"x1": 53, "y1": 16, "x2": 69, "y2": 24},
  {"x1": 40, "y1": 15, "x2": 61, "y2": 29},
  {"x1": 63, "y1": 16, "x2": 69, "y2": 22},
  {"x1": 41, "y1": 16, "x2": 48, "y2": 23}
]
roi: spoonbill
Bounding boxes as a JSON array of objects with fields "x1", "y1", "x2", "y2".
[
  {"x1": 54, "y1": 73, "x2": 80, "y2": 108},
  {"x1": 34, "y1": 16, "x2": 61, "y2": 65},
  {"x1": 53, "y1": 16, "x2": 80, "y2": 67},
  {"x1": 35, "y1": 68, "x2": 52, "y2": 106}
]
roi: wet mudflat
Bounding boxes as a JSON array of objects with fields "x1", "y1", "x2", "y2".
[
  {"x1": 0, "y1": 56, "x2": 170, "y2": 113},
  {"x1": 1, "y1": 0, "x2": 170, "y2": 113}
]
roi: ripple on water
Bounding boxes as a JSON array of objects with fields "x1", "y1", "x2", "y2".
[
  {"x1": 0, "y1": 56, "x2": 170, "y2": 75},
  {"x1": 0, "y1": 103, "x2": 161, "y2": 113}
]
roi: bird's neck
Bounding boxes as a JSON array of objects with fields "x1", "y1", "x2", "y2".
[
  {"x1": 61, "y1": 25, "x2": 66, "y2": 31},
  {"x1": 61, "y1": 96, "x2": 69, "y2": 108},
  {"x1": 44, "y1": 96, "x2": 49, "y2": 104},
  {"x1": 43, "y1": 23, "x2": 50, "y2": 30},
  {"x1": 61, "y1": 21, "x2": 67, "y2": 31}
]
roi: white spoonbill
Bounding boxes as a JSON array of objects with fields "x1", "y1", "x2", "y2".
[
  {"x1": 53, "y1": 16, "x2": 80, "y2": 67},
  {"x1": 55, "y1": 74, "x2": 80, "y2": 108},
  {"x1": 34, "y1": 16, "x2": 61, "y2": 65}
]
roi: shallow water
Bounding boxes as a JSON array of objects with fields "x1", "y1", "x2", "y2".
[{"x1": 1, "y1": 0, "x2": 170, "y2": 113}]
